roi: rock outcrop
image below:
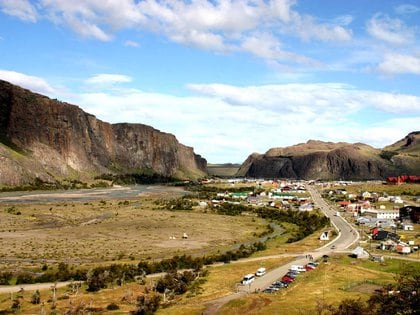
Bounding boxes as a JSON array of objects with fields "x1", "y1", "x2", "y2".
[
  {"x1": 237, "y1": 134, "x2": 420, "y2": 180},
  {"x1": 0, "y1": 80, "x2": 207, "y2": 186}
]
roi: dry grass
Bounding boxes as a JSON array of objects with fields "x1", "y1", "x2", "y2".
[
  {"x1": 219, "y1": 255, "x2": 404, "y2": 315},
  {"x1": 157, "y1": 257, "x2": 293, "y2": 315},
  {"x1": 0, "y1": 197, "x2": 267, "y2": 271}
]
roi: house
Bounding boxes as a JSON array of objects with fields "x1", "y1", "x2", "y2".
[
  {"x1": 362, "y1": 191, "x2": 371, "y2": 199},
  {"x1": 371, "y1": 229, "x2": 400, "y2": 241},
  {"x1": 396, "y1": 242, "x2": 411, "y2": 254},
  {"x1": 363, "y1": 209, "x2": 399, "y2": 220},
  {"x1": 320, "y1": 231, "x2": 329, "y2": 241},
  {"x1": 351, "y1": 246, "x2": 370, "y2": 259},
  {"x1": 402, "y1": 224, "x2": 414, "y2": 231},
  {"x1": 357, "y1": 217, "x2": 371, "y2": 225},
  {"x1": 380, "y1": 240, "x2": 397, "y2": 250},
  {"x1": 299, "y1": 203, "x2": 314, "y2": 211}
]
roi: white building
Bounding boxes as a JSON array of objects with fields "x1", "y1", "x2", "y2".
[{"x1": 363, "y1": 209, "x2": 399, "y2": 220}]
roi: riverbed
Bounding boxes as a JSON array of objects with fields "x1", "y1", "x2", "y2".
[{"x1": 0, "y1": 185, "x2": 186, "y2": 204}]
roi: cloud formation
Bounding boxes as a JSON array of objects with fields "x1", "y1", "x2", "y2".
[
  {"x1": 86, "y1": 74, "x2": 133, "y2": 85},
  {"x1": 0, "y1": 0, "x2": 37, "y2": 22},
  {"x1": 367, "y1": 13, "x2": 416, "y2": 45},
  {"x1": 377, "y1": 53, "x2": 420, "y2": 75},
  {"x1": 0, "y1": 0, "x2": 352, "y2": 66},
  {"x1": 0, "y1": 69, "x2": 57, "y2": 95}
]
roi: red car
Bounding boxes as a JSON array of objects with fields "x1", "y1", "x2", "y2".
[{"x1": 281, "y1": 275, "x2": 294, "y2": 283}]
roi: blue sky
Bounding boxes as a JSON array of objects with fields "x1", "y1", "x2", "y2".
[{"x1": 0, "y1": 0, "x2": 419, "y2": 163}]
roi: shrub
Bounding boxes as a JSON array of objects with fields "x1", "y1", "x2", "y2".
[{"x1": 106, "y1": 303, "x2": 120, "y2": 310}]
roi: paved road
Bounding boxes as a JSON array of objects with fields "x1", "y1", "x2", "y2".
[{"x1": 204, "y1": 184, "x2": 360, "y2": 314}]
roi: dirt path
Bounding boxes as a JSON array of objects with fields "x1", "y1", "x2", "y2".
[{"x1": 0, "y1": 281, "x2": 76, "y2": 294}]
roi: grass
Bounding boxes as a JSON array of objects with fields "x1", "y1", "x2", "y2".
[
  {"x1": 331, "y1": 183, "x2": 420, "y2": 199},
  {"x1": 251, "y1": 222, "x2": 331, "y2": 257},
  {"x1": 0, "y1": 197, "x2": 268, "y2": 272},
  {"x1": 218, "y1": 254, "x2": 418, "y2": 315},
  {"x1": 156, "y1": 257, "x2": 294, "y2": 315}
]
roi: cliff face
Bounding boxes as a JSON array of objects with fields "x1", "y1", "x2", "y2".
[
  {"x1": 237, "y1": 135, "x2": 420, "y2": 180},
  {"x1": 0, "y1": 80, "x2": 207, "y2": 186}
]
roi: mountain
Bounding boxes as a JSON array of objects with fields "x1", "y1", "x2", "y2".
[
  {"x1": 0, "y1": 80, "x2": 207, "y2": 187},
  {"x1": 237, "y1": 133, "x2": 420, "y2": 180},
  {"x1": 207, "y1": 163, "x2": 241, "y2": 177}
]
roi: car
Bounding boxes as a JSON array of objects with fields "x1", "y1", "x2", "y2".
[
  {"x1": 305, "y1": 265, "x2": 315, "y2": 271},
  {"x1": 241, "y1": 274, "x2": 255, "y2": 285},
  {"x1": 285, "y1": 272, "x2": 297, "y2": 278},
  {"x1": 272, "y1": 281, "x2": 288, "y2": 288},
  {"x1": 281, "y1": 275, "x2": 294, "y2": 283},
  {"x1": 262, "y1": 287, "x2": 277, "y2": 294},
  {"x1": 307, "y1": 262, "x2": 319, "y2": 267},
  {"x1": 255, "y1": 267, "x2": 266, "y2": 277}
]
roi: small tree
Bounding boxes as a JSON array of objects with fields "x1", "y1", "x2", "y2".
[
  {"x1": 132, "y1": 294, "x2": 161, "y2": 315},
  {"x1": 31, "y1": 290, "x2": 41, "y2": 304}
]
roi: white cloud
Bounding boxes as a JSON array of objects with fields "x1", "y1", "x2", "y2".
[
  {"x1": 0, "y1": 0, "x2": 37, "y2": 22},
  {"x1": 395, "y1": 4, "x2": 420, "y2": 15},
  {"x1": 377, "y1": 53, "x2": 420, "y2": 75},
  {"x1": 0, "y1": 0, "x2": 353, "y2": 64},
  {"x1": 124, "y1": 40, "x2": 140, "y2": 48},
  {"x1": 366, "y1": 13, "x2": 416, "y2": 45},
  {"x1": 188, "y1": 82, "x2": 420, "y2": 114},
  {"x1": 292, "y1": 14, "x2": 353, "y2": 42},
  {"x1": 0, "y1": 69, "x2": 57, "y2": 95},
  {"x1": 86, "y1": 74, "x2": 132, "y2": 85}
]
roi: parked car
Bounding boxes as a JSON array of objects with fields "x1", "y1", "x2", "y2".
[
  {"x1": 307, "y1": 262, "x2": 318, "y2": 267},
  {"x1": 255, "y1": 267, "x2": 266, "y2": 277},
  {"x1": 241, "y1": 274, "x2": 255, "y2": 285},
  {"x1": 272, "y1": 281, "x2": 288, "y2": 288},
  {"x1": 285, "y1": 272, "x2": 297, "y2": 278},
  {"x1": 305, "y1": 265, "x2": 315, "y2": 271},
  {"x1": 262, "y1": 287, "x2": 277, "y2": 294},
  {"x1": 290, "y1": 265, "x2": 306, "y2": 272},
  {"x1": 281, "y1": 275, "x2": 294, "y2": 283}
]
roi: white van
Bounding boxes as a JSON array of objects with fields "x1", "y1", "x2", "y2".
[
  {"x1": 290, "y1": 265, "x2": 306, "y2": 272},
  {"x1": 241, "y1": 274, "x2": 255, "y2": 285},
  {"x1": 255, "y1": 267, "x2": 266, "y2": 277}
]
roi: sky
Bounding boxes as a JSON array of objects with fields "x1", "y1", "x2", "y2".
[{"x1": 0, "y1": 0, "x2": 419, "y2": 163}]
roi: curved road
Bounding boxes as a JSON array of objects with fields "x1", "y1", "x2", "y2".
[{"x1": 204, "y1": 184, "x2": 360, "y2": 314}]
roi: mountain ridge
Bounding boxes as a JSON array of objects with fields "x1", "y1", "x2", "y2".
[
  {"x1": 0, "y1": 80, "x2": 207, "y2": 186},
  {"x1": 237, "y1": 133, "x2": 420, "y2": 180}
]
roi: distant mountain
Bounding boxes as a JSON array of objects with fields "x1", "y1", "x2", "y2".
[
  {"x1": 0, "y1": 80, "x2": 207, "y2": 187},
  {"x1": 207, "y1": 163, "x2": 241, "y2": 177},
  {"x1": 237, "y1": 132, "x2": 420, "y2": 180}
]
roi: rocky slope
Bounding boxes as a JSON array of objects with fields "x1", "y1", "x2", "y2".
[
  {"x1": 0, "y1": 80, "x2": 207, "y2": 186},
  {"x1": 237, "y1": 133, "x2": 420, "y2": 180}
]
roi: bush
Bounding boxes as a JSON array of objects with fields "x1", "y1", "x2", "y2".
[{"x1": 106, "y1": 303, "x2": 120, "y2": 310}]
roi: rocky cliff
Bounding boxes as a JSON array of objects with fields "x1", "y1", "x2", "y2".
[
  {"x1": 237, "y1": 133, "x2": 420, "y2": 180},
  {"x1": 0, "y1": 80, "x2": 207, "y2": 186}
]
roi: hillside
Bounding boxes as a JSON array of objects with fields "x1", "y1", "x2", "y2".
[
  {"x1": 207, "y1": 163, "x2": 241, "y2": 177},
  {"x1": 237, "y1": 133, "x2": 420, "y2": 180},
  {"x1": 0, "y1": 80, "x2": 207, "y2": 186}
]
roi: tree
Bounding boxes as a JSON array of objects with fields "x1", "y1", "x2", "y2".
[
  {"x1": 31, "y1": 290, "x2": 41, "y2": 304},
  {"x1": 132, "y1": 294, "x2": 161, "y2": 315}
]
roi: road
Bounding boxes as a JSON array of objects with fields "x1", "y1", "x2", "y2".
[{"x1": 204, "y1": 184, "x2": 360, "y2": 314}]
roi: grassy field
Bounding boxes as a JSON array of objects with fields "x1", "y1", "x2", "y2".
[
  {"x1": 218, "y1": 255, "x2": 420, "y2": 315},
  {"x1": 1, "y1": 182, "x2": 418, "y2": 314},
  {"x1": 156, "y1": 257, "x2": 294, "y2": 315},
  {"x1": 0, "y1": 197, "x2": 268, "y2": 272},
  {"x1": 330, "y1": 183, "x2": 420, "y2": 200}
]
